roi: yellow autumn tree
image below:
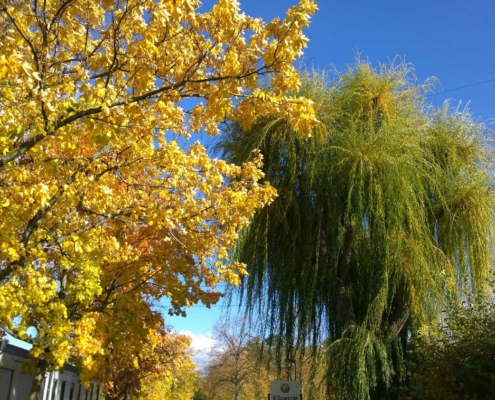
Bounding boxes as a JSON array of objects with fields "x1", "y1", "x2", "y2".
[
  {"x1": 94, "y1": 323, "x2": 195, "y2": 400},
  {"x1": 138, "y1": 360, "x2": 200, "y2": 400},
  {"x1": 136, "y1": 338, "x2": 199, "y2": 400},
  {"x1": 0, "y1": 0, "x2": 318, "y2": 395}
]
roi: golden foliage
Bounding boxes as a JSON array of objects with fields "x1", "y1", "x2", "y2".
[
  {"x1": 0, "y1": 0, "x2": 317, "y2": 374},
  {"x1": 97, "y1": 325, "x2": 195, "y2": 400}
]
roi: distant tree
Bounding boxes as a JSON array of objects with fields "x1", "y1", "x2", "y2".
[
  {"x1": 136, "y1": 342, "x2": 199, "y2": 400},
  {"x1": 205, "y1": 319, "x2": 268, "y2": 400},
  {"x1": 202, "y1": 319, "x2": 267, "y2": 400},
  {"x1": 217, "y1": 61, "x2": 495, "y2": 399},
  {"x1": 201, "y1": 319, "x2": 328, "y2": 400},
  {"x1": 93, "y1": 325, "x2": 193, "y2": 400}
]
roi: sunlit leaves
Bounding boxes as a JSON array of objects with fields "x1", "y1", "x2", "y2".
[{"x1": 0, "y1": 0, "x2": 317, "y2": 377}]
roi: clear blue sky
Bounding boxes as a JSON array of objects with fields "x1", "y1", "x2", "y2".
[
  {"x1": 168, "y1": 0, "x2": 495, "y2": 338},
  {"x1": 252, "y1": 0, "x2": 495, "y2": 120}
]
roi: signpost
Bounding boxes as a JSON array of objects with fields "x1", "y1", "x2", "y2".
[{"x1": 269, "y1": 380, "x2": 301, "y2": 400}]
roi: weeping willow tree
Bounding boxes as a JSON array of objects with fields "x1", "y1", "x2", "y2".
[{"x1": 216, "y1": 61, "x2": 495, "y2": 399}]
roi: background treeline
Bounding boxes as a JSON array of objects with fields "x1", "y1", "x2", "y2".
[{"x1": 195, "y1": 281, "x2": 495, "y2": 400}]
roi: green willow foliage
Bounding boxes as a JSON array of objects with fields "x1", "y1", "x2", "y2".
[{"x1": 216, "y1": 61, "x2": 495, "y2": 400}]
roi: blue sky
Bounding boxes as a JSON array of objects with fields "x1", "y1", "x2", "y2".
[{"x1": 167, "y1": 0, "x2": 495, "y2": 345}]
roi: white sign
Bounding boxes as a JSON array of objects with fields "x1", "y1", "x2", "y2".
[{"x1": 270, "y1": 381, "x2": 300, "y2": 400}]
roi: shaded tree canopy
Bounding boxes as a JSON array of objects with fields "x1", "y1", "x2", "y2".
[
  {"x1": 217, "y1": 61, "x2": 495, "y2": 399},
  {"x1": 409, "y1": 275, "x2": 495, "y2": 399}
]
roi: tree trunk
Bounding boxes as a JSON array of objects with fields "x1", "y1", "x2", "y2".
[
  {"x1": 29, "y1": 359, "x2": 48, "y2": 400},
  {"x1": 335, "y1": 224, "x2": 356, "y2": 331},
  {"x1": 234, "y1": 378, "x2": 241, "y2": 400},
  {"x1": 387, "y1": 280, "x2": 410, "y2": 336}
]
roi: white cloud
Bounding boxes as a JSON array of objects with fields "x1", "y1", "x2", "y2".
[{"x1": 180, "y1": 330, "x2": 217, "y2": 366}]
